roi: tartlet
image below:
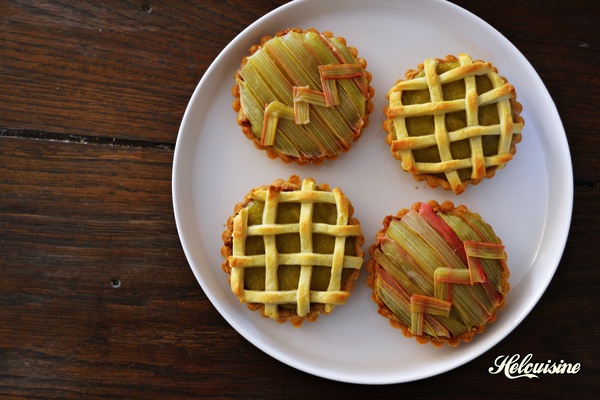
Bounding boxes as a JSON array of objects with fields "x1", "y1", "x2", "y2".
[
  {"x1": 232, "y1": 28, "x2": 374, "y2": 165},
  {"x1": 221, "y1": 175, "x2": 364, "y2": 327},
  {"x1": 383, "y1": 54, "x2": 524, "y2": 194},
  {"x1": 366, "y1": 200, "x2": 510, "y2": 346}
]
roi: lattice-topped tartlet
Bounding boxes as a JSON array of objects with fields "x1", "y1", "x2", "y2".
[
  {"x1": 383, "y1": 54, "x2": 524, "y2": 194},
  {"x1": 232, "y1": 28, "x2": 374, "y2": 165},
  {"x1": 366, "y1": 201, "x2": 510, "y2": 346},
  {"x1": 221, "y1": 176, "x2": 364, "y2": 327}
]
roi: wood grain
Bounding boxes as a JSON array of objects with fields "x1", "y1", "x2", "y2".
[
  {"x1": 0, "y1": 0, "x2": 598, "y2": 398},
  {"x1": 0, "y1": 0, "x2": 289, "y2": 142}
]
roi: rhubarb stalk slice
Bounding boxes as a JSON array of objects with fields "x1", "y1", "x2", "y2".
[
  {"x1": 410, "y1": 294, "x2": 452, "y2": 315},
  {"x1": 410, "y1": 294, "x2": 451, "y2": 335},
  {"x1": 261, "y1": 101, "x2": 295, "y2": 146},
  {"x1": 293, "y1": 86, "x2": 327, "y2": 124},
  {"x1": 319, "y1": 64, "x2": 365, "y2": 107},
  {"x1": 418, "y1": 202, "x2": 468, "y2": 264},
  {"x1": 465, "y1": 241, "x2": 505, "y2": 284},
  {"x1": 464, "y1": 241, "x2": 506, "y2": 259}
]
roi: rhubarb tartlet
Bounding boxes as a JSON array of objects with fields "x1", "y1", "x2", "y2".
[
  {"x1": 232, "y1": 28, "x2": 374, "y2": 165},
  {"x1": 366, "y1": 201, "x2": 510, "y2": 346},
  {"x1": 221, "y1": 175, "x2": 364, "y2": 327},
  {"x1": 383, "y1": 54, "x2": 524, "y2": 194}
]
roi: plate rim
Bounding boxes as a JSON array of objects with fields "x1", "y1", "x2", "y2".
[{"x1": 172, "y1": 0, "x2": 573, "y2": 384}]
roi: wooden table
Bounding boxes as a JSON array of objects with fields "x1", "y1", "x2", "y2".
[{"x1": 1, "y1": 1, "x2": 597, "y2": 398}]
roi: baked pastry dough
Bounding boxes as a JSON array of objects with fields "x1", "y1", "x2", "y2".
[
  {"x1": 233, "y1": 28, "x2": 374, "y2": 165},
  {"x1": 366, "y1": 201, "x2": 510, "y2": 346},
  {"x1": 384, "y1": 54, "x2": 524, "y2": 194},
  {"x1": 221, "y1": 176, "x2": 364, "y2": 327}
]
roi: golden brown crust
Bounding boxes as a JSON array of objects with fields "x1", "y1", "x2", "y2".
[
  {"x1": 232, "y1": 28, "x2": 375, "y2": 165},
  {"x1": 366, "y1": 200, "x2": 510, "y2": 346},
  {"x1": 221, "y1": 175, "x2": 364, "y2": 327},
  {"x1": 383, "y1": 54, "x2": 524, "y2": 194}
]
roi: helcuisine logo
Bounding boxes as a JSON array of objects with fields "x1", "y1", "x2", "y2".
[{"x1": 489, "y1": 353, "x2": 581, "y2": 379}]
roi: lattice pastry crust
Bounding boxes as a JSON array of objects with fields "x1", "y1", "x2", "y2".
[
  {"x1": 221, "y1": 176, "x2": 364, "y2": 327},
  {"x1": 383, "y1": 54, "x2": 524, "y2": 194}
]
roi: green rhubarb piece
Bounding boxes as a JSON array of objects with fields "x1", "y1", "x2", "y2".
[
  {"x1": 409, "y1": 295, "x2": 452, "y2": 337},
  {"x1": 375, "y1": 238, "x2": 433, "y2": 293},
  {"x1": 376, "y1": 265, "x2": 411, "y2": 325},
  {"x1": 464, "y1": 240, "x2": 505, "y2": 286},
  {"x1": 464, "y1": 240, "x2": 506, "y2": 259},
  {"x1": 401, "y1": 209, "x2": 465, "y2": 270},
  {"x1": 319, "y1": 64, "x2": 365, "y2": 106},
  {"x1": 447, "y1": 212, "x2": 506, "y2": 292},
  {"x1": 410, "y1": 294, "x2": 451, "y2": 316},
  {"x1": 293, "y1": 86, "x2": 327, "y2": 125},
  {"x1": 261, "y1": 101, "x2": 295, "y2": 146},
  {"x1": 411, "y1": 309, "x2": 424, "y2": 336}
]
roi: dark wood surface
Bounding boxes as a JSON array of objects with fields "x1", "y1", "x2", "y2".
[{"x1": 1, "y1": 1, "x2": 598, "y2": 398}]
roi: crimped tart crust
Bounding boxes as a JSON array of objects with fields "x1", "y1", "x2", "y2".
[
  {"x1": 221, "y1": 175, "x2": 364, "y2": 327},
  {"x1": 366, "y1": 200, "x2": 510, "y2": 346},
  {"x1": 233, "y1": 28, "x2": 374, "y2": 165},
  {"x1": 383, "y1": 54, "x2": 524, "y2": 194}
]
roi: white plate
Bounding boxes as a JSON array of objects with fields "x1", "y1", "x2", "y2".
[{"x1": 172, "y1": 0, "x2": 572, "y2": 384}]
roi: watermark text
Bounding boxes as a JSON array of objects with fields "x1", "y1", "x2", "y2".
[{"x1": 489, "y1": 353, "x2": 581, "y2": 379}]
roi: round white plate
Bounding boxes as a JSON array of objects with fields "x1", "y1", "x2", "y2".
[{"x1": 172, "y1": 0, "x2": 572, "y2": 384}]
